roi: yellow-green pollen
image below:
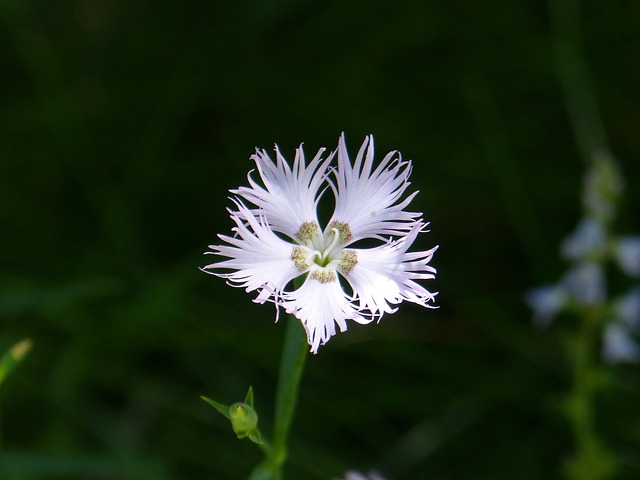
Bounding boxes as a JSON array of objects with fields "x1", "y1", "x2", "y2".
[
  {"x1": 327, "y1": 221, "x2": 352, "y2": 244},
  {"x1": 339, "y1": 250, "x2": 358, "y2": 275},
  {"x1": 291, "y1": 246, "x2": 309, "y2": 270},
  {"x1": 310, "y1": 269, "x2": 337, "y2": 283},
  {"x1": 295, "y1": 221, "x2": 321, "y2": 244}
]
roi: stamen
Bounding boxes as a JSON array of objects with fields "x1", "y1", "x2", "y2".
[
  {"x1": 310, "y1": 268, "x2": 337, "y2": 283},
  {"x1": 328, "y1": 221, "x2": 352, "y2": 244},
  {"x1": 339, "y1": 250, "x2": 358, "y2": 275},
  {"x1": 295, "y1": 221, "x2": 321, "y2": 245},
  {"x1": 291, "y1": 247, "x2": 309, "y2": 271}
]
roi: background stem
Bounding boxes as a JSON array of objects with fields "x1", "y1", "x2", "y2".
[
  {"x1": 564, "y1": 307, "x2": 615, "y2": 479},
  {"x1": 549, "y1": 0, "x2": 618, "y2": 477},
  {"x1": 249, "y1": 316, "x2": 308, "y2": 480}
]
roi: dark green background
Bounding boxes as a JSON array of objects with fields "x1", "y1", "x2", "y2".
[{"x1": 1, "y1": 0, "x2": 639, "y2": 479}]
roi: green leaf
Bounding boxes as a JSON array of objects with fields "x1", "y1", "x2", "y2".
[
  {"x1": 248, "y1": 429, "x2": 264, "y2": 446},
  {"x1": 199, "y1": 395, "x2": 230, "y2": 419},
  {"x1": 244, "y1": 385, "x2": 255, "y2": 407}
]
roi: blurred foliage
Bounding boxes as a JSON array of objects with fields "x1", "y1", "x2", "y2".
[{"x1": 0, "y1": 0, "x2": 639, "y2": 479}]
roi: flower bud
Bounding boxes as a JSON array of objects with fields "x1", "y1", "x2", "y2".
[
  {"x1": 0, "y1": 338, "x2": 32, "y2": 387},
  {"x1": 229, "y1": 402, "x2": 259, "y2": 439}
]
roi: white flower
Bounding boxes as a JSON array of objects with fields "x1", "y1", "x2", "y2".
[
  {"x1": 560, "y1": 219, "x2": 607, "y2": 262},
  {"x1": 561, "y1": 262, "x2": 606, "y2": 307},
  {"x1": 202, "y1": 133, "x2": 438, "y2": 353},
  {"x1": 613, "y1": 236, "x2": 640, "y2": 277},
  {"x1": 526, "y1": 284, "x2": 569, "y2": 328},
  {"x1": 601, "y1": 288, "x2": 640, "y2": 364},
  {"x1": 602, "y1": 323, "x2": 640, "y2": 364},
  {"x1": 334, "y1": 470, "x2": 388, "y2": 480},
  {"x1": 615, "y1": 287, "x2": 640, "y2": 331}
]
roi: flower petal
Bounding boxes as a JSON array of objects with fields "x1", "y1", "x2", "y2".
[
  {"x1": 560, "y1": 219, "x2": 607, "y2": 261},
  {"x1": 201, "y1": 203, "x2": 301, "y2": 305},
  {"x1": 232, "y1": 143, "x2": 334, "y2": 240},
  {"x1": 525, "y1": 284, "x2": 568, "y2": 328},
  {"x1": 615, "y1": 287, "x2": 640, "y2": 331},
  {"x1": 343, "y1": 222, "x2": 438, "y2": 319},
  {"x1": 328, "y1": 133, "x2": 421, "y2": 243},
  {"x1": 614, "y1": 236, "x2": 640, "y2": 277},
  {"x1": 560, "y1": 262, "x2": 606, "y2": 307},
  {"x1": 281, "y1": 274, "x2": 366, "y2": 353},
  {"x1": 602, "y1": 323, "x2": 640, "y2": 364}
]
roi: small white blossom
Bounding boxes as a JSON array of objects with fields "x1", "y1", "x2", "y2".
[
  {"x1": 613, "y1": 236, "x2": 640, "y2": 277},
  {"x1": 615, "y1": 287, "x2": 640, "y2": 331},
  {"x1": 602, "y1": 323, "x2": 640, "y2": 364},
  {"x1": 526, "y1": 285, "x2": 569, "y2": 328},
  {"x1": 602, "y1": 289, "x2": 640, "y2": 364},
  {"x1": 334, "y1": 470, "x2": 388, "y2": 480},
  {"x1": 561, "y1": 263, "x2": 606, "y2": 307},
  {"x1": 560, "y1": 219, "x2": 607, "y2": 262},
  {"x1": 203, "y1": 134, "x2": 438, "y2": 353}
]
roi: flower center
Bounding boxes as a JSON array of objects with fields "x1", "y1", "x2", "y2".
[
  {"x1": 310, "y1": 227, "x2": 341, "y2": 267},
  {"x1": 291, "y1": 221, "x2": 358, "y2": 280}
]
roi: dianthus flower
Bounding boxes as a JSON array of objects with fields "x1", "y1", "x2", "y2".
[{"x1": 202, "y1": 133, "x2": 437, "y2": 353}]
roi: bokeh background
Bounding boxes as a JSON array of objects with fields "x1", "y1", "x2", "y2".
[{"x1": 1, "y1": 0, "x2": 639, "y2": 479}]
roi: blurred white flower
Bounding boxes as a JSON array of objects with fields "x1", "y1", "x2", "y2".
[
  {"x1": 203, "y1": 134, "x2": 437, "y2": 353},
  {"x1": 527, "y1": 153, "x2": 640, "y2": 364},
  {"x1": 561, "y1": 219, "x2": 607, "y2": 262},
  {"x1": 526, "y1": 285, "x2": 568, "y2": 328},
  {"x1": 602, "y1": 323, "x2": 640, "y2": 364},
  {"x1": 561, "y1": 263, "x2": 606, "y2": 307},
  {"x1": 613, "y1": 236, "x2": 640, "y2": 277},
  {"x1": 614, "y1": 287, "x2": 640, "y2": 331},
  {"x1": 335, "y1": 470, "x2": 388, "y2": 480}
]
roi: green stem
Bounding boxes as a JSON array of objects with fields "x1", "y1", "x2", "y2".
[
  {"x1": 249, "y1": 315, "x2": 308, "y2": 480},
  {"x1": 564, "y1": 307, "x2": 615, "y2": 479},
  {"x1": 548, "y1": 0, "x2": 617, "y2": 477},
  {"x1": 0, "y1": 405, "x2": 3, "y2": 478}
]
